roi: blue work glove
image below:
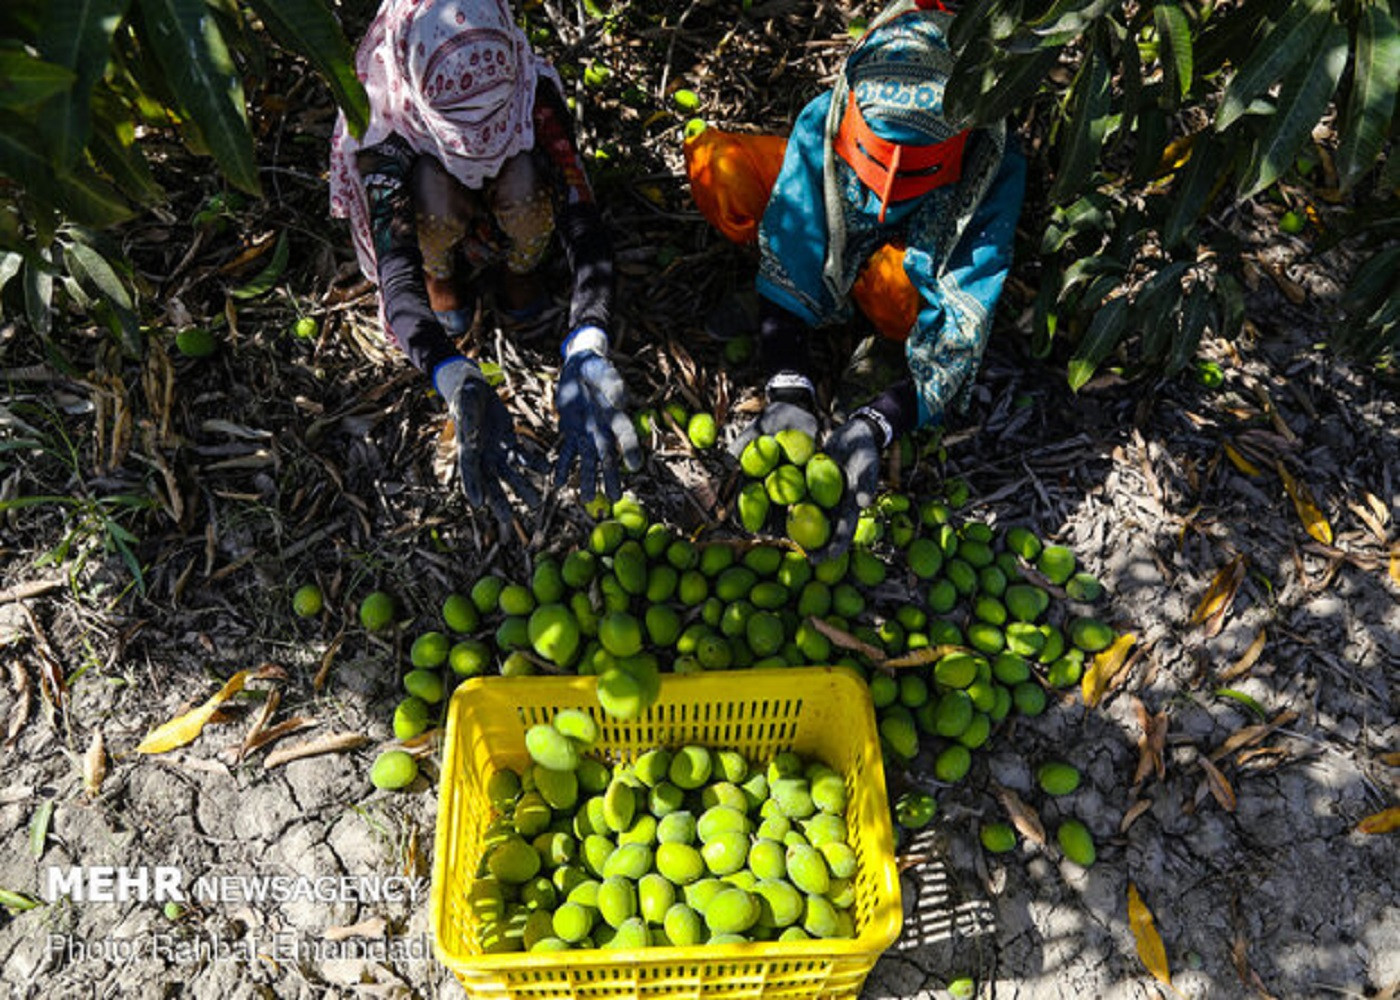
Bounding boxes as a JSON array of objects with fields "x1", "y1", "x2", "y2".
[
  {"x1": 729, "y1": 371, "x2": 821, "y2": 458},
  {"x1": 554, "y1": 326, "x2": 642, "y2": 501},
  {"x1": 355, "y1": 133, "x2": 417, "y2": 257},
  {"x1": 818, "y1": 407, "x2": 889, "y2": 562},
  {"x1": 434, "y1": 357, "x2": 546, "y2": 529}
]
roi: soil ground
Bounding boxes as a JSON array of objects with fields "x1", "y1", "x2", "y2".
[{"x1": 1, "y1": 2, "x2": 1396, "y2": 998}]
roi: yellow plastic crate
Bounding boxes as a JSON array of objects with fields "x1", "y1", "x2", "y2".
[{"x1": 430, "y1": 666, "x2": 902, "y2": 999}]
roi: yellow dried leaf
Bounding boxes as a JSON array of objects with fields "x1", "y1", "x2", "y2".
[
  {"x1": 993, "y1": 782, "x2": 1046, "y2": 846},
  {"x1": 1219, "y1": 629, "x2": 1267, "y2": 682},
  {"x1": 1390, "y1": 544, "x2": 1399, "y2": 588},
  {"x1": 1223, "y1": 443, "x2": 1262, "y2": 477},
  {"x1": 1082, "y1": 632, "x2": 1136, "y2": 708},
  {"x1": 807, "y1": 616, "x2": 886, "y2": 666},
  {"x1": 135, "y1": 664, "x2": 284, "y2": 755},
  {"x1": 1128, "y1": 882, "x2": 1173, "y2": 988},
  {"x1": 1276, "y1": 462, "x2": 1332, "y2": 545},
  {"x1": 137, "y1": 670, "x2": 254, "y2": 754},
  {"x1": 83, "y1": 729, "x2": 107, "y2": 798},
  {"x1": 1191, "y1": 554, "x2": 1246, "y2": 636},
  {"x1": 1357, "y1": 807, "x2": 1400, "y2": 835}
]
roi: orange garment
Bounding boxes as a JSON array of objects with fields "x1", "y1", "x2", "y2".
[{"x1": 684, "y1": 128, "x2": 920, "y2": 341}]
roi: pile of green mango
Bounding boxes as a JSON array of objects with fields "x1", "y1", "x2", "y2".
[
  {"x1": 470, "y1": 710, "x2": 863, "y2": 953},
  {"x1": 354, "y1": 482, "x2": 1119, "y2": 869}
]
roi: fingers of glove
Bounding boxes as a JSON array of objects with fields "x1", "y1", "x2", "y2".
[
  {"x1": 577, "y1": 435, "x2": 600, "y2": 504},
  {"x1": 847, "y1": 447, "x2": 880, "y2": 510},
  {"x1": 496, "y1": 456, "x2": 542, "y2": 510},
  {"x1": 456, "y1": 446, "x2": 486, "y2": 507},
  {"x1": 607, "y1": 408, "x2": 642, "y2": 474},
  {"x1": 552, "y1": 437, "x2": 577, "y2": 489},
  {"x1": 820, "y1": 497, "x2": 861, "y2": 564},
  {"x1": 482, "y1": 477, "x2": 516, "y2": 534},
  {"x1": 580, "y1": 356, "x2": 628, "y2": 409},
  {"x1": 585, "y1": 415, "x2": 621, "y2": 501},
  {"x1": 764, "y1": 402, "x2": 819, "y2": 439},
  {"x1": 729, "y1": 418, "x2": 761, "y2": 459}
]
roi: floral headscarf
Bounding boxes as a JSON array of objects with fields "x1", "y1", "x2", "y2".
[{"x1": 329, "y1": 0, "x2": 561, "y2": 282}]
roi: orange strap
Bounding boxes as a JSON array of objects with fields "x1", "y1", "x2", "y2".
[{"x1": 833, "y1": 91, "x2": 967, "y2": 222}]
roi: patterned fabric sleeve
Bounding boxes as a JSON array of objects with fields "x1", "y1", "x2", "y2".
[
  {"x1": 901, "y1": 148, "x2": 1026, "y2": 426},
  {"x1": 532, "y1": 81, "x2": 615, "y2": 333}
]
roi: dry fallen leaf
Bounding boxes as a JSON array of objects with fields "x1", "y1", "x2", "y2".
[
  {"x1": 883, "y1": 645, "x2": 966, "y2": 671},
  {"x1": 263, "y1": 731, "x2": 367, "y2": 770},
  {"x1": 993, "y1": 783, "x2": 1046, "y2": 846},
  {"x1": 1120, "y1": 798, "x2": 1154, "y2": 833},
  {"x1": 1190, "y1": 554, "x2": 1246, "y2": 637},
  {"x1": 1390, "y1": 543, "x2": 1400, "y2": 588},
  {"x1": 1218, "y1": 629, "x2": 1267, "y2": 682},
  {"x1": 1082, "y1": 632, "x2": 1137, "y2": 707},
  {"x1": 1128, "y1": 882, "x2": 1173, "y2": 989},
  {"x1": 1357, "y1": 807, "x2": 1400, "y2": 835},
  {"x1": 136, "y1": 664, "x2": 285, "y2": 754},
  {"x1": 1133, "y1": 698, "x2": 1169, "y2": 786},
  {"x1": 1223, "y1": 442, "x2": 1262, "y2": 477},
  {"x1": 1197, "y1": 754, "x2": 1237, "y2": 812},
  {"x1": 807, "y1": 617, "x2": 886, "y2": 667},
  {"x1": 83, "y1": 729, "x2": 107, "y2": 798},
  {"x1": 1276, "y1": 461, "x2": 1333, "y2": 545},
  {"x1": 1210, "y1": 710, "x2": 1298, "y2": 764}
]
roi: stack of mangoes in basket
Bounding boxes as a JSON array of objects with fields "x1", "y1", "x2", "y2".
[{"x1": 470, "y1": 709, "x2": 863, "y2": 953}]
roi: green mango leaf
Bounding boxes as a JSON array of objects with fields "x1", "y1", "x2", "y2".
[
  {"x1": 1168, "y1": 282, "x2": 1215, "y2": 375},
  {"x1": 1236, "y1": 21, "x2": 1346, "y2": 202},
  {"x1": 1067, "y1": 295, "x2": 1129, "y2": 391},
  {"x1": 1014, "y1": 0, "x2": 1116, "y2": 50},
  {"x1": 1340, "y1": 245, "x2": 1400, "y2": 321},
  {"x1": 1336, "y1": 2, "x2": 1400, "y2": 192},
  {"x1": 0, "y1": 888, "x2": 41, "y2": 913},
  {"x1": 949, "y1": 0, "x2": 1004, "y2": 52},
  {"x1": 1153, "y1": 1, "x2": 1193, "y2": 102},
  {"x1": 245, "y1": 0, "x2": 369, "y2": 139},
  {"x1": 63, "y1": 238, "x2": 133, "y2": 311},
  {"x1": 1129, "y1": 102, "x2": 1169, "y2": 183},
  {"x1": 1217, "y1": 272, "x2": 1246, "y2": 342},
  {"x1": 1130, "y1": 260, "x2": 1189, "y2": 350},
  {"x1": 0, "y1": 109, "x2": 132, "y2": 228},
  {"x1": 230, "y1": 231, "x2": 289, "y2": 299},
  {"x1": 138, "y1": 0, "x2": 260, "y2": 195},
  {"x1": 0, "y1": 51, "x2": 77, "y2": 110},
  {"x1": 1049, "y1": 39, "x2": 1111, "y2": 204},
  {"x1": 1164, "y1": 133, "x2": 1225, "y2": 249},
  {"x1": 23, "y1": 246, "x2": 55, "y2": 337},
  {"x1": 1032, "y1": 268, "x2": 1061, "y2": 359},
  {"x1": 1041, "y1": 191, "x2": 1114, "y2": 254},
  {"x1": 1214, "y1": 688, "x2": 1267, "y2": 721},
  {"x1": 37, "y1": 0, "x2": 129, "y2": 167},
  {"x1": 1215, "y1": 0, "x2": 1330, "y2": 130},
  {"x1": 948, "y1": 46, "x2": 1061, "y2": 127},
  {"x1": 88, "y1": 108, "x2": 163, "y2": 204},
  {"x1": 0, "y1": 252, "x2": 21, "y2": 299}
]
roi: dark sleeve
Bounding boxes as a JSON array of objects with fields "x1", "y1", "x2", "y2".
[
  {"x1": 376, "y1": 175, "x2": 460, "y2": 377},
  {"x1": 532, "y1": 80, "x2": 614, "y2": 334}
]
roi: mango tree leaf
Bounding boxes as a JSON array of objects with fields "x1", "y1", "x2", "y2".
[
  {"x1": 138, "y1": 0, "x2": 260, "y2": 195},
  {"x1": 1164, "y1": 133, "x2": 1225, "y2": 249},
  {"x1": 230, "y1": 231, "x2": 289, "y2": 299},
  {"x1": 1132, "y1": 261, "x2": 1189, "y2": 362},
  {"x1": 1216, "y1": 0, "x2": 1330, "y2": 130},
  {"x1": 1336, "y1": 2, "x2": 1400, "y2": 191},
  {"x1": 0, "y1": 252, "x2": 21, "y2": 298},
  {"x1": 1237, "y1": 21, "x2": 1347, "y2": 201},
  {"x1": 1032, "y1": 265, "x2": 1060, "y2": 358},
  {"x1": 63, "y1": 239, "x2": 133, "y2": 311},
  {"x1": 244, "y1": 0, "x2": 369, "y2": 138},
  {"x1": 1013, "y1": 0, "x2": 1116, "y2": 50},
  {"x1": 949, "y1": 0, "x2": 1004, "y2": 52},
  {"x1": 1049, "y1": 38, "x2": 1112, "y2": 204},
  {"x1": 1041, "y1": 191, "x2": 1114, "y2": 254},
  {"x1": 1068, "y1": 295, "x2": 1129, "y2": 391},
  {"x1": 37, "y1": 0, "x2": 130, "y2": 167},
  {"x1": 1129, "y1": 103, "x2": 1170, "y2": 183},
  {"x1": 1153, "y1": 1, "x2": 1193, "y2": 102},
  {"x1": 1340, "y1": 245, "x2": 1400, "y2": 321},
  {"x1": 1168, "y1": 282, "x2": 1215, "y2": 375},
  {"x1": 23, "y1": 246, "x2": 54, "y2": 336},
  {"x1": 948, "y1": 46, "x2": 1061, "y2": 127},
  {"x1": 88, "y1": 108, "x2": 163, "y2": 204},
  {"x1": 0, "y1": 51, "x2": 76, "y2": 109}
]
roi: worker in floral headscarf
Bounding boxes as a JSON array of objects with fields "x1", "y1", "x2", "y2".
[
  {"x1": 330, "y1": 0, "x2": 639, "y2": 527},
  {"x1": 686, "y1": 0, "x2": 1027, "y2": 557}
]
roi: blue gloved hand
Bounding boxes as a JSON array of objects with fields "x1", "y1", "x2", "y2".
[
  {"x1": 729, "y1": 371, "x2": 821, "y2": 458},
  {"x1": 818, "y1": 407, "x2": 889, "y2": 562},
  {"x1": 434, "y1": 357, "x2": 546, "y2": 529},
  {"x1": 554, "y1": 326, "x2": 642, "y2": 501}
]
